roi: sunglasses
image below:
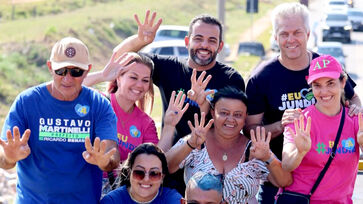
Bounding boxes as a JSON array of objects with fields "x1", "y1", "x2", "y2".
[
  {"x1": 54, "y1": 68, "x2": 85, "y2": 77},
  {"x1": 132, "y1": 169, "x2": 162, "y2": 181}
]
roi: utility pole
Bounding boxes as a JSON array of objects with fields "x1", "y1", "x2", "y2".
[{"x1": 217, "y1": 0, "x2": 225, "y2": 62}]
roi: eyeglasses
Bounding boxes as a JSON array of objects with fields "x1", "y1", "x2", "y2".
[
  {"x1": 132, "y1": 169, "x2": 162, "y2": 181},
  {"x1": 54, "y1": 68, "x2": 85, "y2": 77}
]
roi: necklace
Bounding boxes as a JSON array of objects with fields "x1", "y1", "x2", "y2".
[
  {"x1": 128, "y1": 188, "x2": 159, "y2": 204},
  {"x1": 222, "y1": 153, "x2": 228, "y2": 161}
]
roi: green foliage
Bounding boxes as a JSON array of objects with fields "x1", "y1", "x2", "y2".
[{"x1": 113, "y1": 19, "x2": 138, "y2": 38}]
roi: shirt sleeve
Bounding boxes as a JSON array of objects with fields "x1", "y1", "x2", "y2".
[
  {"x1": 94, "y1": 97, "x2": 117, "y2": 142},
  {"x1": 142, "y1": 119, "x2": 159, "y2": 144},
  {"x1": 1, "y1": 95, "x2": 27, "y2": 140},
  {"x1": 163, "y1": 188, "x2": 183, "y2": 204},
  {"x1": 246, "y1": 75, "x2": 266, "y2": 115}
]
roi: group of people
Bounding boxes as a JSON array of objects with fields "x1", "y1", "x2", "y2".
[{"x1": 0, "y1": 2, "x2": 362, "y2": 204}]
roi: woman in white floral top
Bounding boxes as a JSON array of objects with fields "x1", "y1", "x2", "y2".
[{"x1": 166, "y1": 85, "x2": 292, "y2": 204}]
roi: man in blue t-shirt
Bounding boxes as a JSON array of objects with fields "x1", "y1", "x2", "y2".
[{"x1": 0, "y1": 37, "x2": 120, "y2": 204}]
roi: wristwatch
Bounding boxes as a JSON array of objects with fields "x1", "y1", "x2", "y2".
[{"x1": 264, "y1": 154, "x2": 274, "y2": 166}]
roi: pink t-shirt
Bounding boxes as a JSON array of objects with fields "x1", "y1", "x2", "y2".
[
  {"x1": 110, "y1": 93, "x2": 158, "y2": 161},
  {"x1": 284, "y1": 105, "x2": 359, "y2": 204}
]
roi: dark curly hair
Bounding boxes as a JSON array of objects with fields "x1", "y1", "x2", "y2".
[
  {"x1": 209, "y1": 86, "x2": 248, "y2": 110},
  {"x1": 118, "y1": 143, "x2": 169, "y2": 188}
]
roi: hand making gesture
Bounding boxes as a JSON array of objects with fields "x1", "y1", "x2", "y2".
[
  {"x1": 187, "y1": 69, "x2": 214, "y2": 111},
  {"x1": 164, "y1": 91, "x2": 189, "y2": 127},
  {"x1": 101, "y1": 52, "x2": 138, "y2": 82},
  {"x1": 287, "y1": 115, "x2": 312, "y2": 156},
  {"x1": 250, "y1": 126, "x2": 272, "y2": 161},
  {"x1": 0, "y1": 126, "x2": 31, "y2": 166},
  {"x1": 187, "y1": 112, "x2": 214, "y2": 149},
  {"x1": 281, "y1": 108, "x2": 302, "y2": 128},
  {"x1": 134, "y1": 10, "x2": 162, "y2": 44},
  {"x1": 83, "y1": 137, "x2": 117, "y2": 171}
]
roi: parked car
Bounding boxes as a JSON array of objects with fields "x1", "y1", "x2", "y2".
[
  {"x1": 348, "y1": 8, "x2": 363, "y2": 31},
  {"x1": 314, "y1": 41, "x2": 346, "y2": 69},
  {"x1": 326, "y1": 0, "x2": 348, "y2": 13},
  {"x1": 154, "y1": 25, "x2": 189, "y2": 42},
  {"x1": 322, "y1": 12, "x2": 352, "y2": 43},
  {"x1": 154, "y1": 25, "x2": 230, "y2": 59},
  {"x1": 141, "y1": 40, "x2": 188, "y2": 60},
  {"x1": 270, "y1": 35, "x2": 279, "y2": 52},
  {"x1": 237, "y1": 42, "x2": 265, "y2": 58}
]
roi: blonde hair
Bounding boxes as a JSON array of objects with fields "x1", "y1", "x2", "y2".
[
  {"x1": 272, "y1": 2, "x2": 310, "y2": 37},
  {"x1": 107, "y1": 53, "x2": 154, "y2": 115}
]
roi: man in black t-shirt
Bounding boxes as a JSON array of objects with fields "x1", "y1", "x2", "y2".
[
  {"x1": 245, "y1": 3, "x2": 361, "y2": 204},
  {"x1": 87, "y1": 11, "x2": 245, "y2": 195}
]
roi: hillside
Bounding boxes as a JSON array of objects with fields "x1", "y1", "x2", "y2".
[{"x1": 0, "y1": 0, "x2": 292, "y2": 128}]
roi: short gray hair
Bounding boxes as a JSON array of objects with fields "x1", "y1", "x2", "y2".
[{"x1": 272, "y1": 2, "x2": 310, "y2": 36}]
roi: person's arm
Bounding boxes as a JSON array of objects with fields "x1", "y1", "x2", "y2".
[
  {"x1": 266, "y1": 154, "x2": 293, "y2": 187},
  {"x1": 347, "y1": 93, "x2": 362, "y2": 116},
  {"x1": 166, "y1": 136, "x2": 195, "y2": 174},
  {"x1": 158, "y1": 91, "x2": 189, "y2": 152},
  {"x1": 83, "y1": 52, "x2": 137, "y2": 87},
  {"x1": 249, "y1": 126, "x2": 292, "y2": 187},
  {"x1": 0, "y1": 127, "x2": 31, "y2": 170},
  {"x1": 245, "y1": 113, "x2": 283, "y2": 139},
  {"x1": 82, "y1": 137, "x2": 120, "y2": 172},
  {"x1": 166, "y1": 112, "x2": 213, "y2": 174},
  {"x1": 281, "y1": 116, "x2": 311, "y2": 172},
  {"x1": 113, "y1": 10, "x2": 162, "y2": 59},
  {"x1": 357, "y1": 113, "x2": 363, "y2": 151},
  {"x1": 245, "y1": 108, "x2": 303, "y2": 139},
  {"x1": 186, "y1": 69, "x2": 214, "y2": 114}
]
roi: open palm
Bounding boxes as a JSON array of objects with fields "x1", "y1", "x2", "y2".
[
  {"x1": 134, "y1": 10, "x2": 162, "y2": 44},
  {"x1": 288, "y1": 115, "x2": 312, "y2": 154},
  {"x1": 0, "y1": 126, "x2": 31, "y2": 164}
]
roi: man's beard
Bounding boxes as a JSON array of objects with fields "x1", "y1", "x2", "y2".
[{"x1": 190, "y1": 48, "x2": 218, "y2": 66}]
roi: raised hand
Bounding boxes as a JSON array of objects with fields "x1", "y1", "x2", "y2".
[
  {"x1": 82, "y1": 137, "x2": 117, "y2": 170},
  {"x1": 164, "y1": 91, "x2": 189, "y2": 127},
  {"x1": 134, "y1": 10, "x2": 162, "y2": 44},
  {"x1": 288, "y1": 115, "x2": 312, "y2": 155},
  {"x1": 102, "y1": 52, "x2": 138, "y2": 82},
  {"x1": 250, "y1": 126, "x2": 272, "y2": 161},
  {"x1": 0, "y1": 126, "x2": 31, "y2": 164},
  {"x1": 281, "y1": 108, "x2": 302, "y2": 127},
  {"x1": 187, "y1": 112, "x2": 214, "y2": 149},
  {"x1": 346, "y1": 102, "x2": 363, "y2": 116},
  {"x1": 358, "y1": 112, "x2": 363, "y2": 147},
  {"x1": 187, "y1": 69, "x2": 214, "y2": 107}
]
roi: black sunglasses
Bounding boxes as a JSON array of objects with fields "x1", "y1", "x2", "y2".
[
  {"x1": 54, "y1": 68, "x2": 85, "y2": 77},
  {"x1": 132, "y1": 169, "x2": 162, "y2": 181}
]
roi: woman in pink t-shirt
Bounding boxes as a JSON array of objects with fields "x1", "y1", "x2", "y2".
[
  {"x1": 84, "y1": 52, "x2": 188, "y2": 195},
  {"x1": 281, "y1": 55, "x2": 363, "y2": 204}
]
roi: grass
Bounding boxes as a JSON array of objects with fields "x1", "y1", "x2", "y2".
[{"x1": 0, "y1": 0, "x2": 295, "y2": 132}]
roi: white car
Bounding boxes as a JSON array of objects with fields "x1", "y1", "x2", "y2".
[
  {"x1": 154, "y1": 25, "x2": 230, "y2": 58},
  {"x1": 141, "y1": 40, "x2": 189, "y2": 59},
  {"x1": 326, "y1": 0, "x2": 348, "y2": 13},
  {"x1": 314, "y1": 41, "x2": 346, "y2": 69},
  {"x1": 154, "y1": 25, "x2": 189, "y2": 42}
]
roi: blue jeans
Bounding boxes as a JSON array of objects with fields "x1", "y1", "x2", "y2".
[{"x1": 258, "y1": 183, "x2": 279, "y2": 204}]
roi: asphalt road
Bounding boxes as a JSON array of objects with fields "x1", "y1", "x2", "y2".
[{"x1": 308, "y1": 0, "x2": 363, "y2": 203}]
